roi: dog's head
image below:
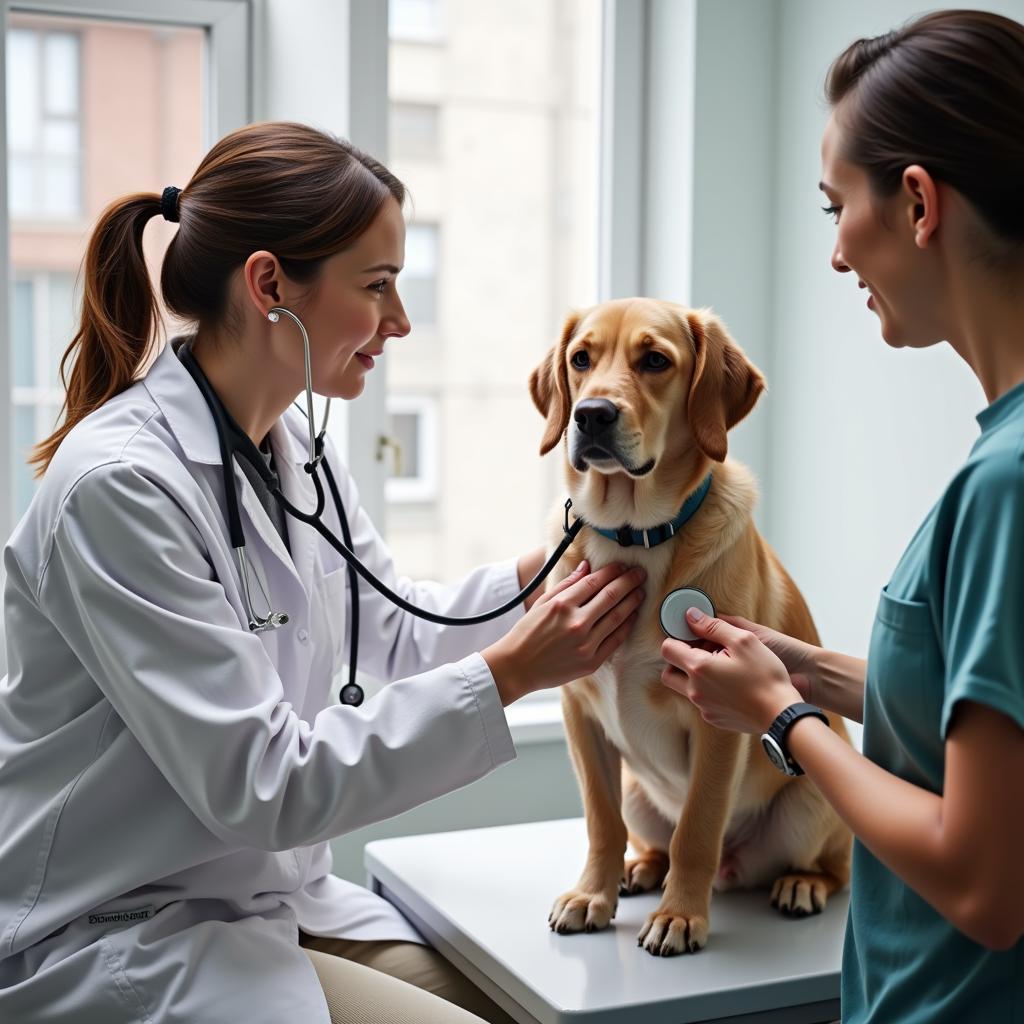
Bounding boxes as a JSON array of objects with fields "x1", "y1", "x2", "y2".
[{"x1": 529, "y1": 299, "x2": 765, "y2": 476}]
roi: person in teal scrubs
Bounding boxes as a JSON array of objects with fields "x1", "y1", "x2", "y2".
[{"x1": 659, "y1": 9, "x2": 1024, "y2": 1023}]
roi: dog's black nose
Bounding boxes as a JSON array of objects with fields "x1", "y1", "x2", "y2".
[{"x1": 574, "y1": 398, "x2": 619, "y2": 437}]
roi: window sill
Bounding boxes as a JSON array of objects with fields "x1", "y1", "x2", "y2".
[{"x1": 506, "y1": 699, "x2": 565, "y2": 746}]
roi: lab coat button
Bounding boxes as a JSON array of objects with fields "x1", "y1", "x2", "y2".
[{"x1": 297, "y1": 628, "x2": 309, "y2": 643}]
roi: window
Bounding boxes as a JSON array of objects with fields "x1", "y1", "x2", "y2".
[
  {"x1": 401, "y1": 222, "x2": 439, "y2": 327},
  {"x1": 389, "y1": 0, "x2": 443, "y2": 42},
  {"x1": 7, "y1": 27, "x2": 81, "y2": 220},
  {"x1": 385, "y1": 0, "x2": 601, "y2": 595},
  {"x1": 5, "y1": 12, "x2": 206, "y2": 519},
  {"x1": 385, "y1": 396, "x2": 439, "y2": 503},
  {"x1": 390, "y1": 102, "x2": 440, "y2": 160}
]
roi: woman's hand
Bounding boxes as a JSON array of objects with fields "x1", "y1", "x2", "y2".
[
  {"x1": 483, "y1": 560, "x2": 646, "y2": 705},
  {"x1": 660, "y1": 608, "x2": 803, "y2": 733},
  {"x1": 716, "y1": 613, "x2": 821, "y2": 702}
]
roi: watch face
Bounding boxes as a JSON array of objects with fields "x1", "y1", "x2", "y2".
[{"x1": 761, "y1": 734, "x2": 789, "y2": 774}]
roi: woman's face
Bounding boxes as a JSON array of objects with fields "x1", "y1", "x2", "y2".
[
  {"x1": 819, "y1": 113, "x2": 945, "y2": 349},
  {"x1": 286, "y1": 195, "x2": 411, "y2": 400}
]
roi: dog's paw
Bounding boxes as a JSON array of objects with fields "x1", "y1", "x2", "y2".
[
  {"x1": 637, "y1": 907, "x2": 708, "y2": 955},
  {"x1": 548, "y1": 890, "x2": 616, "y2": 934},
  {"x1": 770, "y1": 874, "x2": 827, "y2": 917},
  {"x1": 619, "y1": 853, "x2": 669, "y2": 896}
]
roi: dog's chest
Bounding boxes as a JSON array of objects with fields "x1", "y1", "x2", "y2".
[{"x1": 586, "y1": 643, "x2": 696, "y2": 799}]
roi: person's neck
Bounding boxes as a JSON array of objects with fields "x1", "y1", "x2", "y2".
[
  {"x1": 190, "y1": 326, "x2": 301, "y2": 446},
  {"x1": 944, "y1": 261, "x2": 1024, "y2": 404}
]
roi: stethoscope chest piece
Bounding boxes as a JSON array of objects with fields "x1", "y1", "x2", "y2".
[
  {"x1": 340, "y1": 683, "x2": 365, "y2": 707},
  {"x1": 659, "y1": 586, "x2": 715, "y2": 642}
]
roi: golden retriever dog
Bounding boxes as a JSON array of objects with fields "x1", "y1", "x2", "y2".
[{"x1": 530, "y1": 298, "x2": 852, "y2": 956}]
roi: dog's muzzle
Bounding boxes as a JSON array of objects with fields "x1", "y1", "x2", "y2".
[{"x1": 569, "y1": 399, "x2": 655, "y2": 476}]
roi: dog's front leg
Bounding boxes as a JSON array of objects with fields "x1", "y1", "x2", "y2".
[
  {"x1": 639, "y1": 726, "x2": 743, "y2": 955},
  {"x1": 549, "y1": 686, "x2": 627, "y2": 935}
]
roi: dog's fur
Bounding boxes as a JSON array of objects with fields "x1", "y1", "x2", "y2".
[{"x1": 530, "y1": 298, "x2": 852, "y2": 956}]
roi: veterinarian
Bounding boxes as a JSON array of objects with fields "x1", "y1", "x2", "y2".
[
  {"x1": 0, "y1": 121, "x2": 648, "y2": 1024},
  {"x1": 660, "y1": 10, "x2": 1024, "y2": 1023}
]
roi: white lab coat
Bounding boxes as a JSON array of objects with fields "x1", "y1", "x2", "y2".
[{"x1": 0, "y1": 341, "x2": 524, "y2": 1022}]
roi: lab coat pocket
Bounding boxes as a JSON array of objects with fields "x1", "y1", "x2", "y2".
[{"x1": 318, "y1": 567, "x2": 349, "y2": 674}]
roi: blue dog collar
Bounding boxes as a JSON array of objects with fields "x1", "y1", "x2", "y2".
[{"x1": 584, "y1": 473, "x2": 712, "y2": 549}]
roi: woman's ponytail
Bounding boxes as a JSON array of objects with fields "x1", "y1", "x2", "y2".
[
  {"x1": 30, "y1": 122, "x2": 405, "y2": 476},
  {"x1": 30, "y1": 193, "x2": 163, "y2": 475}
]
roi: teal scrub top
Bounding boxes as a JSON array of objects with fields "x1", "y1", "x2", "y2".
[{"x1": 842, "y1": 380, "x2": 1024, "y2": 1023}]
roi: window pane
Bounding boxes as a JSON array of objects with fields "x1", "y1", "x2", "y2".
[
  {"x1": 6, "y1": 29, "x2": 38, "y2": 150},
  {"x1": 388, "y1": 412, "x2": 420, "y2": 478},
  {"x1": 390, "y1": 0, "x2": 442, "y2": 40},
  {"x1": 43, "y1": 32, "x2": 78, "y2": 116},
  {"x1": 42, "y1": 118, "x2": 78, "y2": 155},
  {"x1": 42, "y1": 158, "x2": 79, "y2": 218},
  {"x1": 386, "y1": 0, "x2": 600, "y2": 581},
  {"x1": 7, "y1": 13, "x2": 206, "y2": 518},
  {"x1": 12, "y1": 279, "x2": 35, "y2": 388},
  {"x1": 8, "y1": 155, "x2": 35, "y2": 216}
]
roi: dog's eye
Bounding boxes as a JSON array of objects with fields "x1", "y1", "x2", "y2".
[
  {"x1": 641, "y1": 351, "x2": 670, "y2": 372},
  {"x1": 570, "y1": 350, "x2": 590, "y2": 370}
]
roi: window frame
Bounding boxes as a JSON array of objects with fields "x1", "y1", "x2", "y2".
[{"x1": 385, "y1": 394, "x2": 439, "y2": 504}]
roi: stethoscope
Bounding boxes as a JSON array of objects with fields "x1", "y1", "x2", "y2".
[
  {"x1": 180, "y1": 307, "x2": 714, "y2": 708},
  {"x1": 180, "y1": 307, "x2": 587, "y2": 708}
]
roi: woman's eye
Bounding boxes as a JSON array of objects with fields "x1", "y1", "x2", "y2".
[
  {"x1": 369, "y1": 279, "x2": 388, "y2": 294},
  {"x1": 570, "y1": 350, "x2": 590, "y2": 370},
  {"x1": 821, "y1": 204, "x2": 841, "y2": 224},
  {"x1": 641, "y1": 351, "x2": 670, "y2": 371}
]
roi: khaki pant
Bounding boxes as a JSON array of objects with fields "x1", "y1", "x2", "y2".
[{"x1": 299, "y1": 930, "x2": 519, "y2": 1024}]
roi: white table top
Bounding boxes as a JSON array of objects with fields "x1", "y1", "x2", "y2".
[{"x1": 365, "y1": 817, "x2": 848, "y2": 1024}]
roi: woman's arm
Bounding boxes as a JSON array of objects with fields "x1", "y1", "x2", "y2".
[
  {"x1": 720, "y1": 614, "x2": 867, "y2": 723},
  {"x1": 809, "y1": 647, "x2": 867, "y2": 723},
  {"x1": 787, "y1": 698, "x2": 1024, "y2": 951},
  {"x1": 517, "y1": 546, "x2": 547, "y2": 611}
]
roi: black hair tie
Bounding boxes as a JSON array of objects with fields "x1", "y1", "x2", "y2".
[{"x1": 160, "y1": 186, "x2": 181, "y2": 223}]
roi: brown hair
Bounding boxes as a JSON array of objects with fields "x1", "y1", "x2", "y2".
[
  {"x1": 825, "y1": 9, "x2": 1024, "y2": 247},
  {"x1": 32, "y1": 121, "x2": 405, "y2": 474}
]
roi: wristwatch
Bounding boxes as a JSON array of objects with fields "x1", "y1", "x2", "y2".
[{"x1": 760, "y1": 702, "x2": 829, "y2": 776}]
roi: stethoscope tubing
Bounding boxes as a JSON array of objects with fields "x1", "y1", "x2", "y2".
[{"x1": 272, "y1": 459, "x2": 585, "y2": 627}]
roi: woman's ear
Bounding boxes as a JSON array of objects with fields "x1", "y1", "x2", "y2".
[
  {"x1": 685, "y1": 309, "x2": 766, "y2": 462},
  {"x1": 902, "y1": 164, "x2": 940, "y2": 249},
  {"x1": 529, "y1": 311, "x2": 581, "y2": 455}
]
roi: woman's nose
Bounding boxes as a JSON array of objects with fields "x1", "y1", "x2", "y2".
[
  {"x1": 831, "y1": 242, "x2": 851, "y2": 274},
  {"x1": 383, "y1": 294, "x2": 411, "y2": 339}
]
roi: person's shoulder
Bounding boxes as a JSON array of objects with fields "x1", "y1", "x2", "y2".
[
  {"x1": 941, "y1": 429, "x2": 1024, "y2": 530},
  {"x1": 44, "y1": 383, "x2": 176, "y2": 501}
]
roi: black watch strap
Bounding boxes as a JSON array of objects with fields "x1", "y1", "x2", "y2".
[{"x1": 766, "y1": 702, "x2": 829, "y2": 775}]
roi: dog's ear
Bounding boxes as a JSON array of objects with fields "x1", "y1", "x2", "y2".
[
  {"x1": 529, "y1": 311, "x2": 581, "y2": 455},
  {"x1": 685, "y1": 309, "x2": 765, "y2": 463}
]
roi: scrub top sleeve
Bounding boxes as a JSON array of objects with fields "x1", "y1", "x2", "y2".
[
  {"x1": 940, "y1": 453, "x2": 1024, "y2": 738},
  {"x1": 323, "y1": 437, "x2": 525, "y2": 682},
  {"x1": 39, "y1": 462, "x2": 515, "y2": 852}
]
